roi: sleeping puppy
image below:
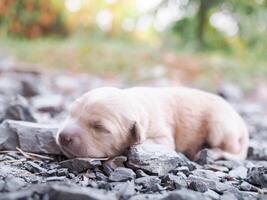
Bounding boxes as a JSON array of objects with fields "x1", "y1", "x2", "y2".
[{"x1": 56, "y1": 87, "x2": 249, "y2": 160}]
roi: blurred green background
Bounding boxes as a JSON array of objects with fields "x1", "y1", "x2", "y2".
[{"x1": 1, "y1": 0, "x2": 267, "y2": 91}]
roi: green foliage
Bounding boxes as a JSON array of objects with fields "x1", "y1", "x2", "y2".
[
  {"x1": 170, "y1": 0, "x2": 267, "y2": 58},
  {"x1": 0, "y1": 0, "x2": 67, "y2": 38}
]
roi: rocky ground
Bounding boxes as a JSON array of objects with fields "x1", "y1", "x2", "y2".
[{"x1": 0, "y1": 61, "x2": 267, "y2": 200}]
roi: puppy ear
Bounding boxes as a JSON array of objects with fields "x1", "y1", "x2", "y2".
[{"x1": 130, "y1": 121, "x2": 145, "y2": 144}]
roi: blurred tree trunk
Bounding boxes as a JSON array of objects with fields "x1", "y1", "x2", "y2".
[{"x1": 196, "y1": 0, "x2": 211, "y2": 47}]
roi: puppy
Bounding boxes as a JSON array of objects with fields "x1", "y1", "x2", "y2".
[{"x1": 56, "y1": 87, "x2": 249, "y2": 160}]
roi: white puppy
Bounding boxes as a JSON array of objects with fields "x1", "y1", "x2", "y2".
[{"x1": 56, "y1": 87, "x2": 249, "y2": 160}]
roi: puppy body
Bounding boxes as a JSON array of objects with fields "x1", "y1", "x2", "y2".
[{"x1": 57, "y1": 87, "x2": 249, "y2": 160}]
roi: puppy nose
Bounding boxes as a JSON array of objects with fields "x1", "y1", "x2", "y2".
[{"x1": 59, "y1": 133, "x2": 73, "y2": 146}]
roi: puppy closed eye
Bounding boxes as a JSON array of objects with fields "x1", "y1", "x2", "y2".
[{"x1": 92, "y1": 123, "x2": 111, "y2": 134}]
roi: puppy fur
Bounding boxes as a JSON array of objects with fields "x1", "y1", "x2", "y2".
[{"x1": 56, "y1": 87, "x2": 249, "y2": 160}]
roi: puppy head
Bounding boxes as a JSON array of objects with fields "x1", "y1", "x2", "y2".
[{"x1": 56, "y1": 87, "x2": 145, "y2": 158}]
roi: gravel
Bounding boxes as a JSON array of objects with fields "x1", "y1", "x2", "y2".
[{"x1": 0, "y1": 66, "x2": 267, "y2": 199}]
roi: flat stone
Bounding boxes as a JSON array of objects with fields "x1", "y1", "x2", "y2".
[
  {"x1": 127, "y1": 143, "x2": 190, "y2": 176},
  {"x1": 60, "y1": 158, "x2": 101, "y2": 173},
  {"x1": 109, "y1": 167, "x2": 136, "y2": 182},
  {"x1": 0, "y1": 120, "x2": 60, "y2": 154}
]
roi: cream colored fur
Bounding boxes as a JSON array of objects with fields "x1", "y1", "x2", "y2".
[{"x1": 56, "y1": 87, "x2": 249, "y2": 160}]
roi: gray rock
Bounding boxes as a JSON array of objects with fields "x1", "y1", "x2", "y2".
[
  {"x1": 0, "y1": 163, "x2": 33, "y2": 178},
  {"x1": 159, "y1": 188, "x2": 206, "y2": 200},
  {"x1": 247, "y1": 143, "x2": 267, "y2": 161},
  {"x1": 21, "y1": 75, "x2": 40, "y2": 97},
  {"x1": 0, "y1": 76, "x2": 22, "y2": 96},
  {"x1": 247, "y1": 166, "x2": 267, "y2": 188},
  {"x1": 162, "y1": 173, "x2": 187, "y2": 189},
  {"x1": 4, "y1": 176, "x2": 27, "y2": 192},
  {"x1": 189, "y1": 180, "x2": 208, "y2": 193},
  {"x1": 48, "y1": 184, "x2": 117, "y2": 200},
  {"x1": 60, "y1": 158, "x2": 102, "y2": 173},
  {"x1": 229, "y1": 166, "x2": 247, "y2": 179},
  {"x1": 191, "y1": 169, "x2": 219, "y2": 182},
  {"x1": 0, "y1": 120, "x2": 60, "y2": 154},
  {"x1": 109, "y1": 167, "x2": 136, "y2": 182},
  {"x1": 136, "y1": 169, "x2": 149, "y2": 178},
  {"x1": 129, "y1": 194, "x2": 165, "y2": 200},
  {"x1": 188, "y1": 175, "x2": 233, "y2": 193},
  {"x1": 240, "y1": 181, "x2": 258, "y2": 192},
  {"x1": 204, "y1": 164, "x2": 229, "y2": 173},
  {"x1": 24, "y1": 161, "x2": 47, "y2": 173},
  {"x1": 0, "y1": 190, "x2": 34, "y2": 200},
  {"x1": 0, "y1": 179, "x2": 5, "y2": 191},
  {"x1": 0, "y1": 125, "x2": 17, "y2": 150},
  {"x1": 220, "y1": 192, "x2": 238, "y2": 200},
  {"x1": 221, "y1": 190, "x2": 260, "y2": 200},
  {"x1": 31, "y1": 94, "x2": 64, "y2": 114},
  {"x1": 3, "y1": 96, "x2": 36, "y2": 122},
  {"x1": 46, "y1": 169, "x2": 58, "y2": 176},
  {"x1": 217, "y1": 83, "x2": 243, "y2": 101},
  {"x1": 46, "y1": 176, "x2": 66, "y2": 182},
  {"x1": 95, "y1": 171, "x2": 108, "y2": 181},
  {"x1": 135, "y1": 176, "x2": 161, "y2": 192},
  {"x1": 127, "y1": 143, "x2": 190, "y2": 176},
  {"x1": 112, "y1": 181, "x2": 136, "y2": 198},
  {"x1": 194, "y1": 149, "x2": 215, "y2": 165},
  {"x1": 103, "y1": 156, "x2": 127, "y2": 176},
  {"x1": 171, "y1": 166, "x2": 190, "y2": 176},
  {"x1": 214, "y1": 160, "x2": 243, "y2": 170},
  {"x1": 203, "y1": 189, "x2": 220, "y2": 200},
  {"x1": 57, "y1": 168, "x2": 69, "y2": 176}
]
